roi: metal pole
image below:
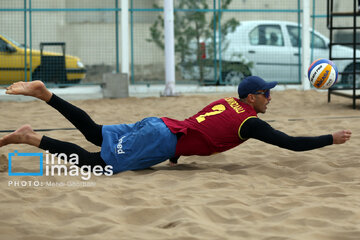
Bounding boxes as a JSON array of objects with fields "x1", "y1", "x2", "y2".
[
  {"x1": 24, "y1": 0, "x2": 27, "y2": 82},
  {"x1": 29, "y1": 0, "x2": 32, "y2": 81},
  {"x1": 218, "y1": 0, "x2": 222, "y2": 84},
  {"x1": 121, "y1": 0, "x2": 129, "y2": 75},
  {"x1": 115, "y1": 0, "x2": 119, "y2": 73},
  {"x1": 302, "y1": 0, "x2": 311, "y2": 90},
  {"x1": 311, "y1": 0, "x2": 316, "y2": 62},
  {"x1": 353, "y1": 0, "x2": 356, "y2": 109},
  {"x1": 130, "y1": 0, "x2": 134, "y2": 84},
  {"x1": 213, "y1": 0, "x2": 217, "y2": 84},
  {"x1": 297, "y1": 0, "x2": 301, "y2": 84},
  {"x1": 163, "y1": 0, "x2": 176, "y2": 96}
]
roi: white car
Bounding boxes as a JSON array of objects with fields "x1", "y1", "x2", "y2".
[{"x1": 180, "y1": 20, "x2": 360, "y2": 86}]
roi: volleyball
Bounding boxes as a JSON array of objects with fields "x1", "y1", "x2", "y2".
[{"x1": 307, "y1": 58, "x2": 338, "y2": 89}]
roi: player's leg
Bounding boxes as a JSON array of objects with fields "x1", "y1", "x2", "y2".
[
  {"x1": 39, "y1": 136, "x2": 106, "y2": 168},
  {"x1": 46, "y1": 94, "x2": 103, "y2": 146},
  {"x1": 6, "y1": 80, "x2": 52, "y2": 101},
  {"x1": 0, "y1": 124, "x2": 41, "y2": 148},
  {"x1": 0, "y1": 125, "x2": 106, "y2": 168},
  {"x1": 6, "y1": 81, "x2": 103, "y2": 146}
]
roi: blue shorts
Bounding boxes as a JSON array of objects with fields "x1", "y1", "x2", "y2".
[{"x1": 101, "y1": 117, "x2": 177, "y2": 173}]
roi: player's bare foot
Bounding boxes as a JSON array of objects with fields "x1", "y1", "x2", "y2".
[
  {"x1": 6, "y1": 81, "x2": 52, "y2": 102},
  {"x1": 0, "y1": 125, "x2": 42, "y2": 147}
]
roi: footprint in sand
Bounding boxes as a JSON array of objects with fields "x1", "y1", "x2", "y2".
[{"x1": 0, "y1": 154, "x2": 8, "y2": 172}]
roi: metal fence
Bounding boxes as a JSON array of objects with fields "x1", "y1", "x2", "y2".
[{"x1": 0, "y1": 0, "x2": 356, "y2": 87}]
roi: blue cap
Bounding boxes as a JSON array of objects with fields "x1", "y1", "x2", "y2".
[{"x1": 238, "y1": 76, "x2": 278, "y2": 98}]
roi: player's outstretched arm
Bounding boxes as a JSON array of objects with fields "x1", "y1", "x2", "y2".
[
  {"x1": 332, "y1": 130, "x2": 352, "y2": 144},
  {"x1": 241, "y1": 118, "x2": 350, "y2": 151}
]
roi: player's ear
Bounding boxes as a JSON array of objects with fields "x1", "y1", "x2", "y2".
[{"x1": 247, "y1": 94, "x2": 256, "y2": 103}]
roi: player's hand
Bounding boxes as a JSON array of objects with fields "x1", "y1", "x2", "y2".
[
  {"x1": 332, "y1": 130, "x2": 352, "y2": 144},
  {"x1": 169, "y1": 160, "x2": 177, "y2": 167}
]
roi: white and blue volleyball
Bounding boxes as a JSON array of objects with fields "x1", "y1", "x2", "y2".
[{"x1": 308, "y1": 58, "x2": 338, "y2": 89}]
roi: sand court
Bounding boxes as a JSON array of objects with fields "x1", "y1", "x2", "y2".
[{"x1": 0, "y1": 89, "x2": 359, "y2": 240}]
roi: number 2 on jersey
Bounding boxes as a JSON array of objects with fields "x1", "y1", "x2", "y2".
[{"x1": 196, "y1": 104, "x2": 226, "y2": 123}]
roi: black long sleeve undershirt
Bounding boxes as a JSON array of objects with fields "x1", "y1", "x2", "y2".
[{"x1": 240, "y1": 118, "x2": 333, "y2": 151}]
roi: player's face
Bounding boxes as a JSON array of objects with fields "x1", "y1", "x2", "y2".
[{"x1": 253, "y1": 90, "x2": 271, "y2": 113}]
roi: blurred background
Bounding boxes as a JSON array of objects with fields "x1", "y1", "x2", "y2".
[{"x1": 0, "y1": 0, "x2": 359, "y2": 87}]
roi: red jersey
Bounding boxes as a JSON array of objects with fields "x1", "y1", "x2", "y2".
[{"x1": 161, "y1": 97, "x2": 258, "y2": 156}]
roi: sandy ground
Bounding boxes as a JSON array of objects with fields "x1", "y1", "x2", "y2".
[{"x1": 0, "y1": 89, "x2": 360, "y2": 240}]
